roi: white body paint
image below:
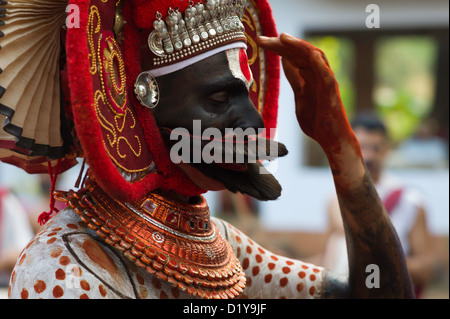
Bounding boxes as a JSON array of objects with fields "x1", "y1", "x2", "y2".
[{"x1": 9, "y1": 207, "x2": 323, "y2": 299}]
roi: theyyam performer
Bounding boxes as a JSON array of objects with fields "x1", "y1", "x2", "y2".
[{"x1": 0, "y1": 0, "x2": 413, "y2": 299}]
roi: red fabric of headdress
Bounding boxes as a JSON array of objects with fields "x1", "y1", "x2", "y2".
[{"x1": 0, "y1": 0, "x2": 280, "y2": 203}]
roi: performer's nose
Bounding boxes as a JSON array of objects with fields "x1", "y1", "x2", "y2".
[{"x1": 229, "y1": 97, "x2": 265, "y2": 132}]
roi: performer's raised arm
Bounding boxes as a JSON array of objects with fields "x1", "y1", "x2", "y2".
[{"x1": 258, "y1": 33, "x2": 414, "y2": 299}]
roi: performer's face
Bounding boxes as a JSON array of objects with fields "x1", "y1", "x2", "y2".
[
  {"x1": 140, "y1": 50, "x2": 286, "y2": 199},
  {"x1": 151, "y1": 51, "x2": 264, "y2": 134}
]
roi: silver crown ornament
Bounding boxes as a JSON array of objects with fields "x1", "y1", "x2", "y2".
[{"x1": 148, "y1": 0, "x2": 248, "y2": 67}]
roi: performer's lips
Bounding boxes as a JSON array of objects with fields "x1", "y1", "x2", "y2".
[
  {"x1": 177, "y1": 162, "x2": 227, "y2": 191},
  {"x1": 215, "y1": 162, "x2": 248, "y2": 172}
]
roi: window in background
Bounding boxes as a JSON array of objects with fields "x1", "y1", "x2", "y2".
[
  {"x1": 374, "y1": 36, "x2": 438, "y2": 144},
  {"x1": 302, "y1": 31, "x2": 446, "y2": 168}
]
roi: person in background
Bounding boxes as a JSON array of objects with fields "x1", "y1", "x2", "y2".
[
  {"x1": 322, "y1": 112, "x2": 439, "y2": 298},
  {"x1": 0, "y1": 187, "x2": 34, "y2": 287}
]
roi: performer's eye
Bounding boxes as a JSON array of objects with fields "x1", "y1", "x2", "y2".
[{"x1": 209, "y1": 91, "x2": 229, "y2": 104}]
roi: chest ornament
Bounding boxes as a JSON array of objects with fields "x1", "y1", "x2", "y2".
[{"x1": 55, "y1": 178, "x2": 245, "y2": 299}]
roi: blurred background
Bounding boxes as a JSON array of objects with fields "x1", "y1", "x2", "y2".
[{"x1": 0, "y1": 0, "x2": 448, "y2": 299}]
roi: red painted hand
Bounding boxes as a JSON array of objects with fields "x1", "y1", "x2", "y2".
[{"x1": 257, "y1": 33, "x2": 357, "y2": 155}]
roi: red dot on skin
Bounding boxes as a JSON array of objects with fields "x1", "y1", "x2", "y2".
[
  {"x1": 160, "y1": 291, "x2": 169, "y2": 299},
  {"x1": 59, "y1": 256, "x2": 70, "y2": 266},
  {"x1": 246, "y1": 246, "x2": 252, "y2": 254},
  {"x1": 310, "y1": 286, "x2": 316, "y2": 296},
  {"x1": 25, "y1": 240, "x2": 34, "y2": 250},
  {"x1": 301, "y1": 264, "x2": 309, "y2": 270},
  {"x1": 310, "y1": 274, "x2": 316, "y2": 281},
  {"x1": 255, "y1": 254, "x2": 262, "y2": 263},
  {"x1": 47, "y1": 237, "x2": 57, "y2": 245},
  {"x1": 264, "y1": 274, "x2": 272, "y2": 283},
  {"x1": 19, "y1": 254, "x2": 26, "y2": 266},
  {"x1": 258, "y1": 247, "x2": 266, "y2": 254},
  {"x1": 235, "y1": 236, "x2": 242, "y2": 243},
  {"x1": 252, "y1": 266, "x2": 260, "y2": 276},
  {"x1": 298, "y1": 271, "x2": 306, "y2": 279},
  {"x1": 242, "y1": 258, "x2": 250, "y2": 270},
  {"x1": 297, "y1": 283, "x2": 304, "y2": 292},
  {"x1": 236, "y1": 246, "x2": 241, "y2": 258},
  {"x1": 268, "y1": 263, "x2": 276, "y2": 270},
  {"x1": 151, "y1": 277, "x2": 162, "y2": 290},
  {"x1": 140, "y1": 286, "x2": 149, "y2": 299},
  {"x1": 280, "y1": 277, "x2": 289, "y2": 287},
  {"x1": 136, "y1": 274, "x2": 145, "y2": 285},
  {"x1": 80, "y1": 293, "x2": 89, "y2": 299},
  {"x1": 80, "y1": 280, "x2": 91, "y2": 291},
  {"x1": 53, "y1": 285, "x2": 64, "y2": 298},
  {"x1": 50, "y1": 247, "x2": 63, "y2": 258},
  {"x1": 270, "y1": 255, "x2": 279, "y2": 261},
  {"x1": 99, "y1": 285, "x2": 107, "y2": 297},
  {"x1": 34, "y1": 280, "x2": 46, "y2": 294},
  {"x1": 171, "y1": 287, "x2": 180, "y2": 299},
  {"x1": 282, "y1": 267, "x2": 291, "y2": 274},
  {"x1": 21, "y1": 288, "x2": 29, "y2": 299},
  {"x1": 55, "y1": 269, "x2": 66, "y2": 280},
  {"x1": 286, "y1": 260, "x2": 294, "y2": 266},
  {"x1": 313, "y1": 268, "x2": 321, "y2": 273}
]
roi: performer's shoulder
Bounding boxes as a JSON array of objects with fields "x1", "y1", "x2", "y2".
[{"x1": 9, "y1": 208, "x2": 133, "y2": 299}]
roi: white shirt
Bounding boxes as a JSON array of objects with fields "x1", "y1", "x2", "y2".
[
  {"x1": 323, "y1": 173, "x2": 425, "y2": 275},
  {"x1": 0, "y1": 190, "x2": 34, "y2": 285}
]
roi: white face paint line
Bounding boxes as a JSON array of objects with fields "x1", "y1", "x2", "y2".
[{"x1": 225, "y1": 48, "x2": 254, "y2": 91}]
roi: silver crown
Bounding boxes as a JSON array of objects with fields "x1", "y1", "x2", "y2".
[{"x1": 148, "y1": 0, "x2": 248, "y2": 67}]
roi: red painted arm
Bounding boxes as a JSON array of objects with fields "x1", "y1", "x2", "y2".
[{"x1": 258, "y1": 34, "x2": 414, "y2": 298}]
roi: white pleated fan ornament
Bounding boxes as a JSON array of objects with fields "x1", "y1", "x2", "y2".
[{"x1": 0, "y1": 0, "x2": 70, "y2": 172}]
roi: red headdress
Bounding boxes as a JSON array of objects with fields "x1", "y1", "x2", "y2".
[{"x1": 0, "y1": 0, "x2": 280, "y2": 205}]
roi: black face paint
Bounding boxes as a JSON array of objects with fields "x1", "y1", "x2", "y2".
[
  {"x1": 152, "y1": 51, "x2": 264, "y2": 134},
  {"x1": 147, "y1": 51, "x2": 288, "y2": 201}
]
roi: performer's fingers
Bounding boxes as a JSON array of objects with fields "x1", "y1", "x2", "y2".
[
  {"x1": 258, "y1": 34, "x2": 330, "y2": 72},
  {"x1": 310, "y1": 50, "x2": 337, "y2": 90},
  {"x1": 278, "y1": 33, "x2": 312, "y2": 54},
  {"x1": 257, "y1": 35, "x2": 292, "y2": 55},
  {"x1": 257, "y1": 35, "x2": 310, "y2": 68},
  {"x1": 281, "y1": 58, "x2": 306, "y2": 94}
]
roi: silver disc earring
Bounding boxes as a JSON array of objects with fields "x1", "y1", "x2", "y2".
[{"x1": 134, "y1": 71, "x2": 160, "y2": 109}]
